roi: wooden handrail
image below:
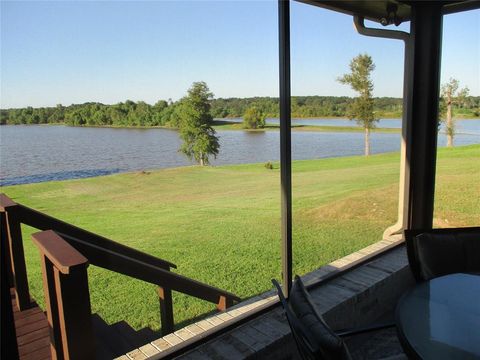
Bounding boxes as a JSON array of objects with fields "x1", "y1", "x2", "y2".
[
  {"x1": 16, "y1": 202, "x2": 177, "y2": 270},
  {"x1": 55, "y1": 231, "x2": 240, "y2": 303},
  {"x1": 2, "y1": 192, "x2": 240, "y2": 339},
  {"x1": 1, "y1": 194, "x2": 176, "y2": 270},
  {"x1": 33, "y1": 230, "x2": 95, "y2": 360},
  {"x1": 0, "y1": 194, "x2": 239, "y2": 302}
]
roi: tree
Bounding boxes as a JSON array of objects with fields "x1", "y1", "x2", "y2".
[
  {"x1": 243, "y1": 106, "x2": 266, "y2": 129},
  {"x1": 440, "y1": 78, "x2": 469, "y2": 147},
  {"x1": 156, "y1": 103, "x2": 179, "y2": 127},
  {"x1": 153, "y1": 100, "x2": 168, "y2": 114},
  {"x1": 177, "y1": 82, "x2": 220, "y2": 166},
  {"x1": 337, "y1": 53, "x2": 378, "y2": 156},
  {"x1": 48, "y1": 104, "x2": 65, "y2": 123},
  {"x1": 0, "y1": 110, "x2": 8, "y2": 125}
]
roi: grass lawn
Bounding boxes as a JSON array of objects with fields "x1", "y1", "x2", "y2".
[{"x1": 3, "y1": 144, "x2": 478, "y2": 331}]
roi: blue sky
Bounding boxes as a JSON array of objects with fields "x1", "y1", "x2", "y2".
[{"x1": 1, "y1": 1, "x2": 479, "y2": 108}]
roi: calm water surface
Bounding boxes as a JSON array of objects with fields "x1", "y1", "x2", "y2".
[{"x1": 1, "y1": 119, "x2": 479, "y2": 186}]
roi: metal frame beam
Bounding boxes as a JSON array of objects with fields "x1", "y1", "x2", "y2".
[
  {"x1": 407, "y1": 3, "x2": 443, "y2": 229},
  {"x1": 279, "y1": 0, "x2": 293, "y2": 296}
]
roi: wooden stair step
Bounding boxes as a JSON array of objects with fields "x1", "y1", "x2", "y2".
[
  {"x1": 13, "y1": 304, "x2": 43, "y2": 321},
  {"x1": 15, "y1": 317, "x2": 49, "y2": 337},
  {"x1": 91, "y1": 314, "x2": 160, "y2": 359},
  {"x1": 14, "y1": 310, "x2": 45, "y2": 329},
  {"x1": 136, "y1": 327, "x2": 161, "y2": 345},
  {"x1": 21, "y1": 345, "x2": 51, "y2": 360},
  {"x1": 17, "y1": 325, "x2": 49, "y2": 346},
  {"x1": 111, "y1": 321, "x2": 148, "y2": 349},
  {"x1": 11, "y1": 287, "x2": 51, "y2": 360},
  {"x1": 18, "y1": 336, "x2": 50, "y2": 356},
  {"x1": 91, "y1": 313, "x2": 127, "y2": 359}
]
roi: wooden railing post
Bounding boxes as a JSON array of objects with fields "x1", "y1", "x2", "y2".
[
  {"x1": 158, "y1": 286, "x2": 174, "y2": 335},
  {"x1": 216, "y1": 295, "x2": 234, "y2": 311},
  {"x1": 6, "y1": 212, "x2": 31, "y2": 310},
  {"x1": 40, "y1": 256, "x2": 64, "y2": 360},
  {"x1": 1, "y1": 211, "x2": 14, "y2": 288},
  {"x1": 33, "y1": 230, "x2": 95, "y2": 360},
  {"x1": 0, "y1": 196, "x2": 31, "y2": 310},
  {"x1": 1, "y1": 212, "x2": 19, "y2": 360}
]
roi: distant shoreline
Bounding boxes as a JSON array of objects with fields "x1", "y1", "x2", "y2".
[
  {"x1": 2, "y1": 115, "x2": 479, "y2": 129},
  {"x1": 0, "y1": 120, "x2": 401, "y2": 133},
  {"x1": 211, "y1": 120, "x2": 401, "y2": 133},
  {"x1": 3, "y1": 117, "x2": 480, "y2": 134}
]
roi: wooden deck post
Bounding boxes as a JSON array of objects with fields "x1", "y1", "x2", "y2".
[
  {"x1": 1, "y1": 212, "x2": 19, "y2": 360},
  {"x1": 1, "y1": 211, "x2": 14, "y2": 287},
  {"x1": 216, "y1": 295, "x2": 234, "y2": 311},
  {"x1": 54, "y1": 265, "x2": 95, "y2": 360},
  {"x1": 4, "y1": 207, "x2": 31, "y2": 310},
  {"x1": 40, "y1": 255, "x2": 63, "y2": 360},
  {"x1": 33, "y1": 230, "x2": 95, "y2": 360},
  {"x1": 158, "y1": 286, "x2": 174, "y2": 335}
]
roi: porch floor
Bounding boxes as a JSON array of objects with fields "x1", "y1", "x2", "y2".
[
  {"x1": 347, "y1": 321, "x2": 406, "y2": 359},
  {"x1": 11, "y1": 288, "x2": 160, "y2": 360},
  {"x1": 11, "y1": 289, "x2": 51, "y2": 360}
]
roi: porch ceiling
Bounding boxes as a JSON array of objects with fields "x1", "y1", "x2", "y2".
[{"x1": 296, "y1": 0, "x2": 480, "y2": 25}]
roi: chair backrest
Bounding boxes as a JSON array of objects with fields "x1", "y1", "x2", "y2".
[
  {"x1": 404, "y1": 226, "x2": 480, "y2": 282},
  {"x1": 272, "y1": 276, "x2": 351, "y2": 360}
]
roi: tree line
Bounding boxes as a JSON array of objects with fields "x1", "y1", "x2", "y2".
[{"x1": 2, "y1": 95, "x2": 478, "y2": 127}]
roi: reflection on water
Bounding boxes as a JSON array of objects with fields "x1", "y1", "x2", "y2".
[{"x1": 1, "y1": 120, "x2": 479, "y2": 186}]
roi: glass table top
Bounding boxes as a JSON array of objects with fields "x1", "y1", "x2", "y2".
[{"x1": 396, "y1": 273, "x2": 480, "y2": 360}]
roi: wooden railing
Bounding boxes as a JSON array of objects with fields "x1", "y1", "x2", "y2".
[{"x1": 1, "y1": 193, "x2": 240, "y2": 357}]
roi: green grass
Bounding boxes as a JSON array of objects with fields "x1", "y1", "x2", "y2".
[
  {"x1": 212, "y1": 119, "x2": 400, "y2": 133},
  {"x1": 3, "y1": 144, "x2": 479, "y2": 330}
]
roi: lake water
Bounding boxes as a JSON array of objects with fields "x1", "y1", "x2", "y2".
[{"x1": 1, "y1": 119, "x2": 479, "y2": 186}]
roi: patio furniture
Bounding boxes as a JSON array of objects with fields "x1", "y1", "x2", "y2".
[
  {"x1": 395, "y1": 273, "x2": 480, "y2": 359},
  {"x1": 272, "y1": 276, "x2": 396, "y2": 360},
  {"x1": 404, "y1": 227, "x2": 480, "y2": 282}
]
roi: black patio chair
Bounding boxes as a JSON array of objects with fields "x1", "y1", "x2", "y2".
[
  {"x1": 404, "y1": 226, "x2": 480, "y2": 282},
  {"x1": 272, "y1": 276, "x2": 395, "y2": 360}
]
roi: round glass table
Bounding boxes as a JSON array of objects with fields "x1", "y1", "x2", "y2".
[{"x1": 396, "y1": 273, "x2": 480, "y2": 360}]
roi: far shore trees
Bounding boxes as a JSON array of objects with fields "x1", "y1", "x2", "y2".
[
  {"x1": 440, "y1": 78, "x2": 469, "y2": 147},
  {"x1": 243, "y1": 106, "x2": 266, "y2": 129},
  {"x1": 3, "y1": 96, "x2": 480, "y2": 126},
  {"x1": 177, "y1": 82, "x2": 219, "y2": 166},
  {"x1": 338, "y1": 53, "x2": 378, "y2": 156}
]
